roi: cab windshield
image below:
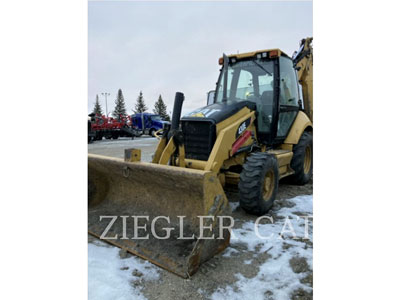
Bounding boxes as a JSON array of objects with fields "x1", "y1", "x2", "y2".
[
  {"x1": 215, "y1": 59, "x2": 275, "y2": 104},
  {"x1": 215, "y1": 59, "x2": 275, "y2": 133}
]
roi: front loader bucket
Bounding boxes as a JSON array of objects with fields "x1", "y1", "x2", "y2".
[{"x1": 88, "y1": 154, "x2": 231, "y2": 278}]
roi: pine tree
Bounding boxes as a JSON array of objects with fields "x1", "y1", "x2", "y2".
[
  {"x1": 112, "y1": 89, "x2": 127, "y2": 118},
  {"x1": 92, "y1": 94, "x2": 103, "y2": 115},
  {"x1": 153, "y1": 95, "x2": 170, "y2": 121},
  {"x1": 134, "y1": 91, "x2": 148, "y2": 113}
]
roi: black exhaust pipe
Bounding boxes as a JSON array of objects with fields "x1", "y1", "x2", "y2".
[{"x1": 171, "y1": 92, "x2": 184, "y2": 130}]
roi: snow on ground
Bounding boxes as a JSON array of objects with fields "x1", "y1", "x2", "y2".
[
  {"x1": 222, "y1": 247, "x2": 240, "y2": 257},
  {"x1": 212, "y1": 195, "x2": 313, "y2": 300},
  {"x1": 88, "y1": 240, "x2": 159, "y2": 300},
  {"x1": 88, "y1": 195, "x2": 312, "y2": 300}
]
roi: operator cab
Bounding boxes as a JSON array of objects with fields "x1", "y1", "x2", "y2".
[{"x1": 212, "y1": 49, "x2": 301, "y2": 144}]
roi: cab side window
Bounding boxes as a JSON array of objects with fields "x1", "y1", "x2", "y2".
[
  {"x1": 277, "y1": 57, "x2": 300, "y2": 137},
  {"x1": 279, "y1": 57, "x2": 299, "y2": 106}
]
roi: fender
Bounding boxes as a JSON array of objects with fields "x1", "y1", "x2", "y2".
[{"x1": 284, "y1": 111, "x2": 312, "y2": 145}]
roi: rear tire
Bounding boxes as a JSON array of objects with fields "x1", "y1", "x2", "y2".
[
  {"x1": 288, "y1": 131, "x2": 313, "y2": 185},
  {"x1": 149, "y1": 129, "x2": 155, "y2": 137},
  {"x1": 239, "y1": 152, "x2": 279, "y2": 215}
]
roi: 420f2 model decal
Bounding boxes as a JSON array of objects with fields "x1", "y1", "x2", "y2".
[{"x1": 236, "y1": 117, "x2": 251, "y2": 138}]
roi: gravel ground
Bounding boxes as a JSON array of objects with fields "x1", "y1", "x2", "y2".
[{"x1": 88, "y1": 137, "x2": 313, "y2": 300}]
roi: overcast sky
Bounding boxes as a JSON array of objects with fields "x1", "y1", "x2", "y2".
[{"x1": 88, "y1": 1, "x2": 312, "y2": 116}]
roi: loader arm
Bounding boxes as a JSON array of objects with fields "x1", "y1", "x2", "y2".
[{"x1": 293, "y1": 37, "x2": 313, "y2": 122}]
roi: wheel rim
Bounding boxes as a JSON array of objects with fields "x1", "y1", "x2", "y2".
[
  {"x1": 303, "y1": 145, "x2": 312, "y2": 174},
  {"x1": 263, "y1": 170, "x2": 275, "y2": 200}
]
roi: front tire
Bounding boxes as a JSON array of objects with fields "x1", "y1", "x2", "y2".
[
  {"x1": 239, "y1": 152, "x2": 279, "y2": 215},
  {"x1": 289, "y1": 131, "x2": 313, "y2": 185}
]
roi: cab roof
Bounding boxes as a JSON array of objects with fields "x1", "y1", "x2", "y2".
[{"x1": 219, "y1": 48, "x2": 290, "y2": 64}]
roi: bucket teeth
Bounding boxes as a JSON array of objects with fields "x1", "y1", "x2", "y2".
[{"x1": 88, "y1": 154, "x2": 231, "y2": 277}]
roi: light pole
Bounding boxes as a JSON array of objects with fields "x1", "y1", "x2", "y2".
[{"x1": 101, "y1": 92, "x2": 110, "y2": 116}]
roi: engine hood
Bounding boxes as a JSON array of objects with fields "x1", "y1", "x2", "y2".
[{"x1": 182, "y1": 101, "x2": 256, "y2": 124}]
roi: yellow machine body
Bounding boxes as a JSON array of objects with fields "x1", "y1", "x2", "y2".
[{"x1": 88, "y1": 38, "x2": 313, "y2": 278}]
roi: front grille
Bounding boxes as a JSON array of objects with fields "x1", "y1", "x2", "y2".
[{"x1": 182, "y1": 120, "x2": 216, "y2": 161}]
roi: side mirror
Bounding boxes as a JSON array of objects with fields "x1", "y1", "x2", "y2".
[{"x1": 207, "y1": 90, "x2": 215, "y2": 106}]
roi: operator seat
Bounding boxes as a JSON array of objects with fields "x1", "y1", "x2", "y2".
[
  {"x1": 257, "y1": 90, "x2": 274, "y2": 130},
  {"x1": 261, "y1": 90, "x2": 273, "y2": 105}
]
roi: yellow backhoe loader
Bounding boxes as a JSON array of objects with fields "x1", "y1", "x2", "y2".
[{"x1": 88, "y1": 37, "x2": 313, "y2": 278}]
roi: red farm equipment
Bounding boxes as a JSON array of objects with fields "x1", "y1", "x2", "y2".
[{"x1": 88, "y1": 114, "x2": 141, "y2": 143}]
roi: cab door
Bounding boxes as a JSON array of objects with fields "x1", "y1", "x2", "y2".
[{"x1": 275, "y1": 56, "x2": 301, "y2": 141}]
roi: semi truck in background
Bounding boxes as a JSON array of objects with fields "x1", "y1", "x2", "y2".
[{"x1": 130, "y1": 113, "x2": 167, "y2": 137}]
